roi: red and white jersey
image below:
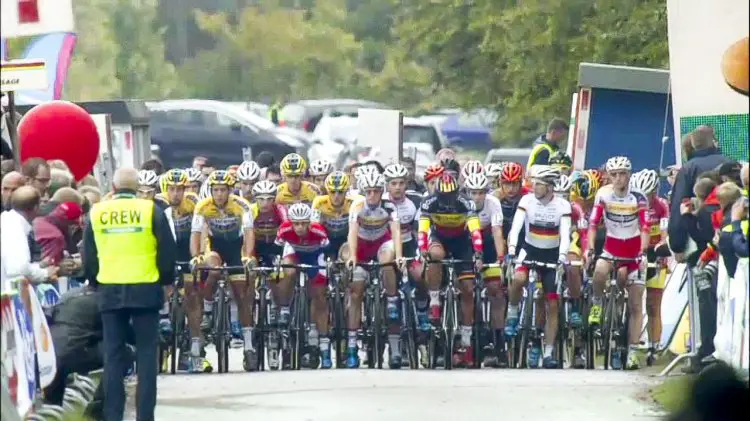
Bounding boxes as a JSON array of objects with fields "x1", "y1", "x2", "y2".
[
  {"x1": 275, "y1": 221, "x2": 330, "y2": 254},
  {"x1": 646, "y1": 196, "x2": 669, "y2": 247},
  {"x1": 589, "y1": 185, "x2": 648, "y2": 241}
]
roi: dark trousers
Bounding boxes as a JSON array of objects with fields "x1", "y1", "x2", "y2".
[
  {"x1": 44, "y1": 342, "x2": 104, "y2": 406},
  {"x1": 694, "y1": 263, "x2": 718, "y2": 359},
  {"x1": 102, "y1": 308, "x2": 159, "y2": 421}
]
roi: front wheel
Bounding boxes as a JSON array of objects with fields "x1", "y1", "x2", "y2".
[{"x1": 215, "y1": 286, "x2": 230, "y2": 373}]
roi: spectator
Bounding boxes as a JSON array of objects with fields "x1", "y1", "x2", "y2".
[
  {"x1": 78, "y1": 174, "x2": 99, "y2": 188},
  {"x1": 2, "y1": 171, "x2": 24, "y2": 211},
  {"x1": 681, "y1": 132, "x2": 696, "y2": 163},
  {"x1": 668, "y1": 125, "x2": 731, "y2": 259},
  {"x1": 683, "y1": 178, "x2": 719, "y2": 266},
  {"x1": 717, "y1": 161, "x2": 742, "y2": 185},
  {"x1": 1, "y1": 159, "x2": 15, "y2": 178},
  {"x1": 740, "y1": 162, "x2": 749, "y2": 195},
  {"x1": 140, "y1": 158, "x2": 165, "y2": 175},
  {"x1": 728, "y1": 193, "x2": 748, "y2": 258},
  {"x1": 436, "y1": 147, "x2": 457, "y2": 163},
  {"x1": 401, "y1": 156, "x2": 425, "y2": 193},
  {"x1": 715, "y1": 182, "x2": 743, "y2": 276},
  {"x1": 667, "y1": 360, "x2": 748, "y2": 421},
  {"x1": 526, "y1": 117, "x2": 569, "y2": 168},
  {"x1": 48, "y1": 168, "x2": 74, "y2": 198},
  {"x1": 0, "y1": 186, "x2": 59, "y2": 290},
  {"x1": 265, "y1": 163, "x2": 282, "y2": 185},
  {"x1": 47, "y1": 159, "x2": 70, "y2": 172},
  {"x1": 79, "y1": 185, "x2": 102, "y2": 205},
  {"x1": 41, "y1": 187, "x2": 84, "y2": 216},
  {"x1": 33, "y1": 201, "x2": 84, "y2": 269},
  {"x1": 192, "y1": 156, "x2": 209, "y2": 171},
  {"x1": 21, "y1": 157, "x2": 51, "y2": 200},
  {"x1": 255, "y1": 151, "x2": 276, "y2": 169}
]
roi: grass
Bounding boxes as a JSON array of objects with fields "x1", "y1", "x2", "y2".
[{"x1": 650, "y1": 375, "x2": 694, "y2": 413}]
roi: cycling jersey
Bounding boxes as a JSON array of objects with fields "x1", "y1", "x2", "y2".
[
  {"x1": 589, "y1": 185, "x2": 648, "y2": 261},
  {"x1": 349, "y1": 199, "x2": 399, "y2": 242},
  {"x1": 569, "y1": 199, "x2": 589, "y2": 256},
  {"x1": 275, "y1": 181, "x2": 320, "y2": 207},
  {"x1": 250, "y1": 203, "x2": 287, "y2": 244},
  {"x1": 476, "y1": 194, "x2": 503, "y2": 231},
  {"x1": 509, "y1": 193, "x2": 572, "y2": 252},
  {"x1": 645, "y1": 196, "x2": 669, "y2": 247},
  {"x1": 494, "y1": 186, "x2": 530, "y2": 240},
  {"x1": 312, "y1": 194, "x2": 358, "y2": 240},
  {"x1": 191, "y1": 195, "x2": 253, "y2": 242},
  {"x1": 418, "y1": 194, "x2": 482, "y2": 253},
  {"x1": 383, "y1": 193, "x2": 418, "y2": 242},
  {"x1": 275, "y1": 221, "x2": 329, "y2": 286}
]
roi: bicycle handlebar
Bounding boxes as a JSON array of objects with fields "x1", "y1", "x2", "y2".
[
  {"x1": 597, "y1": 256, "x2": 641, "y2": 264},
  {"x1": 278, "y1": 263, "x2": 327, "y2": 270},
  {"x1": 514, "y1": 260, "x2": 558, "y2": 269}
]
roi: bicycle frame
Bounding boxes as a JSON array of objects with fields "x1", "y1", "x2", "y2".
[
  {"x1": 513, "y1": 259, "x2": 558, "y2": 369},
  {"x1": 598, "y1": 256, "x2": 641, "y2": 370}
]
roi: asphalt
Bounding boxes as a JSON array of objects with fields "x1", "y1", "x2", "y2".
[{"x1": 148, "y1": 348, "x2": 668, "y2": 421}]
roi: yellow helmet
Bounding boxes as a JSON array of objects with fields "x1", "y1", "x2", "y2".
[
  {"x1": 325, "y1": 171, "x2": 350, "y2": 193},
  {"x1": 280, "y1": 153, "x2": 307, "y2": 176},
  {"x1": 162, "y1": 169, "x2": 188, "y2": 187},
  {"x1": 207, "y1": 170, "x2": 235, "y2": 186}
]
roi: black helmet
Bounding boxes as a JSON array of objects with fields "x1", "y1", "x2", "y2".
[{"x1": 549, "y1": 151, "x2": 573, "y2": 170}]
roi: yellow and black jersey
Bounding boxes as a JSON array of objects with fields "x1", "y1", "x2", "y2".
[
  {"x1": 276, "y1": 181, "x2": 320, "y2": 207},
  {"x1": 418, "y1": 194, "x2": 481, "y2": 238},
  {"x1": 159, "y1": 192, "x2": 199, "y2": 242},
  {"x1": 250, "y1": 202, "x2": 287, "y2": 243},
  {"x1": 312, "y1": 194, "x2": 359, "y2": 239},
  {"x1": 191, "y1": 194, "x2": 253, "y2": 242}
]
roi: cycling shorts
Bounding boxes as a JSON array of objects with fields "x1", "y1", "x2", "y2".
[
  {"x1": 516, "y1": 244, "x2": 558, "y2": 298},
  {"x1": 282, "y1": 244, "x2": 327, "y2": 287},
  {"x1": 208, "y1": 238, "x2": 245, "y2": 281},
  {"x1": 645, "y1": 247, "x2": 667, "y2": 290},
  {"x1": 403, "y1": 238, "x2": 418, "y2": 259},
  {"x1": 256, "y1": 242, "x2": 282, "y2": 268},
  {"x1": 430, "y1": 232, "x2": 474, "y2": 277},
  {"x1": 325, "y1": 236, "x2": 347, "y2": 261},
  {"x1": 602, "y1": 235, "x2": 641, "y2": 274},
  {"x1": 481, "y1": 229, "x2": 502, "y2": 279},
  {"x1": 356, "y1": 232, "x2": 394, "y2": 263}
]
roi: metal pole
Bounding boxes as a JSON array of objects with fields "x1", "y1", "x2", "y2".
[
  {"x1": 659, "y1": 265, "x2": 700, "y2": 376},
  {"x1": 7, "y1": 91, "x2": 21, "y2": 168}
]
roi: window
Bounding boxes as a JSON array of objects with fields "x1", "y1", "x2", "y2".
[
  {"x1": 200, "y1": 111, "x2": 240, "y2": 130},
  {"x1": 164, "y1": 110, "x2": 201, "y2": 125},
  {"x1": 403, "y1": 125, "x2": 441, "y2": 154}
]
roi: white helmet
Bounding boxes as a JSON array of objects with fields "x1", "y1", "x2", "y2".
[
  {"x1": 529, "y1": 165, "x2": 561, "y2": 185},
  {"x1": 464, "y1": 173, "x2": 489, "y2": 190},
  {"x1": 252, "y1": 180, "x2": 278, "y2": 197},
  {"x1": 184, "y1": 167, "x2": 204, "y2": 183},
  {"x1": 309, "y1": 159, "x2": 333, "y2": 176},
  {"x1": 605, "y1": 156, "x2": 632, "y2": 172},
  {"x1": 383, "y1": 163, "x2": 408, "y2": 180},
  {"x1": 237, "y1": 161, "x2": 261, "y2": 182},
  {"x1": 554, "y1": 174, "x2": 573, "y2": 193},
  {"x1": 484, "y1": 162, "x2": 503, "y2": 178},
  {"x1": 631, "y1": 169, "x2": 659, "y2": 194},
  {"x1": 138, "y1": 170, "x2": 159, "y2": 187},
  {"x1": 460, "y1": 160, "x2": 484, "y2": 180},
  {"x1": 355, "y1": 165, "x2": 379, "y2": 179},
  {"x1": 287, "y1": 203, "x2": 313, "y2": 221},
  {"x1": 359, "y1": 172, "x2": 386, "y2": 190},
  {"x1": 199, "y1": 180, "x2": 210, "y2": 200}
]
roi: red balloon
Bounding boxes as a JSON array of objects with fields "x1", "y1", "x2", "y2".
[{"x1": 18, "y1": 101, "x2": 100, "y2": 181}]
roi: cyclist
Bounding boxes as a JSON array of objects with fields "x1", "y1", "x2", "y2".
[
  {"x1": 505, "y1": 165, "x2": 571, "y2": 369},
  {"x1": 423, "y1": 163, "x2": 445, "y2": 196},
  {"x1": 630, "y1": 169, "x2": 669, "y2": 361},
  {"x1": 236, "y1": 160, "x2": 261, "y2": 203},
  {"x1": 464, "y1": 173, "x2": 508, "y2": 367},
  {"x1": 484, "y1": 162, "x2": 504, "y2": 190},
  {"x1": 312, "y1": 171, "x2": 359, "y2": 262},
  {"x1": 309, "y1": 159, "x2": 334, "y2": 193},
  {"x1": 345, "y1": 172, "x2": 403, "y2": 369},
  {"x1": 275, "y1": 203, "x2": 332, "y2": 369},
  {"x1": 554, "y1": 174, "x2": 583, "y2": 325},
  {"x1": 190, "y1": 170, "x2": 259, "y2": 371},
  {"x1": 585, "y1": 156, "x2": 650, "y2": 370},
  {"x1": 137, "y1": 169, "x2": 161, "y2": 200},
  {"x1": 276, "y1": 153, "x2": 320, "y2": 207},
  {"x1": 492, "y1": 162, "x2": 529, "y2": 245},
  {"x1": 442, "y1": 158, "x2": 461, "y2": 179},
  {"x1": 417, "y1": 173, "x2": 483, "y2": 367},
  {"x1": 184, "y1": 167, "x2": 204, "y2": 195},
  {"x1": 460, "y1": 160, "x2": 484, "y2": 183},
  {"x1": 549, "y1": 151, "x2": 573, "y2": 176}
]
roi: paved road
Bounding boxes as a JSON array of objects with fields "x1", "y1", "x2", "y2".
[{"x1": 149, "y1": 348, "x2": 666, "y2": 421}]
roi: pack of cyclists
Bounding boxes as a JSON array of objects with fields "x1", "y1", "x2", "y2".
[{"x1": 126, "y1": 149, "x2": 670, "y2": 374}]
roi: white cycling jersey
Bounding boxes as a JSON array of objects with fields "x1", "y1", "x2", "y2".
[
  {"x1": 383, "y1": 193, "x2": 417, "y2": 242},
  {"x1": 349, "y1": 200, "x2": 399, "y2": 242},
  {"x1": 589, "y1": 184, "x2": 648, "y2": 241},
  {"x1": 476, "y1": 194, "x2": 503, "y2": 230},
  {"x1": 509, "y1": 193, "x2": 572, "y2": 252}
]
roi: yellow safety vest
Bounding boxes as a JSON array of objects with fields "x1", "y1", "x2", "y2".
[
  {"x1": 526, "y1": 142, "x2": 556, "y2": 169},
  {"x1": 90, "y1": 195, "x2": 160, "y2": 284}
]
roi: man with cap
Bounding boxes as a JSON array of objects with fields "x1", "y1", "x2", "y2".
[{"x1": 82, "y1": 167, "x2": 176, "y2": 421}]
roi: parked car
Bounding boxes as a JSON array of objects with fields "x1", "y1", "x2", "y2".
[
  {"x1": 146, "y1": 99, "x2": 303, "y2": 169},
  {"x1": 279, "y1": 99, "x2": 391, "y2": 132},
  {"x1": 484, "y1": 148, "x2": 533, "y2": 166},
  {"x1": 224, "y1": 101, "x2": 271, "y2": 118}
]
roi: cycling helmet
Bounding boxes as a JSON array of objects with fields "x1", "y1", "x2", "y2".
[
  {"x1": 585, "y1": 168, "x2": 604, "y2": 189},
  {"x1": 632, "y1": 169, "x2": 659, "y2": 194},
  {"x1": 571, "y1": 174, "x2": 594, "y2": 200},
  {"x1": 280, "y1": 153, "x2": 307, "y2": 176},
  {"x1": 163, "y1": 169, "x2": 188, "y2": 187},
  {"x1": 237, "y1": 161, "x2": 261, "y2": 182},
  {"x1": 325, "y1": 171, "x2": 351, "y2": 192},
  {"x1": 605, "y1": 156, "x2": 632, "y2": 172},
  {"x1": 460, "y1": 160, "x2": 484, "y2": 180},
  {"x1": 464, "y1": 173, "x2": 489, "y2": 191},
  {"x1": 206, "y1": 170, "x2": 235, "y2": 186},
  {"x1": 359, "y1": 172, "x2": 386, "y2": 190},
  {"x1": 549, "y1": 152, "x2": 573, "y2": 170},
  {"x1": 484, "y1": 162, "x2": 503, "y2": 179},
  {"x1": 355, "y1": 165, "x2": 379, "y2": 178},
  {"x1": 554, "y1": 174, "x2": 573, "y2": 193},
  {"x1": 437, "y1": 173, "x2": 459, "y2": 194},
  {"x1": 138, "y1": 170, "x2": 159, "y2": 188},
  {"x1": 500, "y1": 162, "x2": 524, "y2": 183},
  {"x1": 441, "y1": 158, "x2": 460, "y2": 176},
  {"x1": 424, "y1": 163, "x2": 445, "y2": 182},
  {"x1": 383, "y1": 163, "x2": 409, "y2": 180},
  {"x1": 529, "y1": 165, "x2": 560, "y2": 185},
  {"x1": 287, "y1": 203, "x2": 313, "y2": 221},
  {"x1": 252, "y1": 180, "x2": 278, "y2": 197},
  {"x1": 309, "y1": 159, "x2": 334, "y2": 176},
  {"x1": 184, "y1": 167, "x2": 204, "y2": 183}
]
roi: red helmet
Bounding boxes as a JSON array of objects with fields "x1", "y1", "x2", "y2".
[
  {"x1": 424, "y1": 163, "x2": 445, "y2": 182},
  {"x1": 500, "y1": 162, "x2": 523, "y2": 183}
]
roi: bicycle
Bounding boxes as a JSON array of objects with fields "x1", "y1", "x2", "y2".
[
  {"x1": 398, "y1": 259, "x2": 420, "y2": 369},
  {"x1": 278, "y1": 262, "x2": 328, "y2": 370},
  {"x1": 557, "y1": 260, "x2": 585, "y2": 370},
  {"x1": 352, "y1": 260, "x2": 398, "y2": 369},
  {"x1": 196, "y1": 264, "x2": 250, "y2": 373},
  {"x1": 248, "y1": 263, "x2": 282, "y2": 371},
  {"x1": 327, "y1": 260, "x2": 348, "y2": 369},
  {"x1": 478, "y1": 262, "x2": 503, "y2": 369},
  {"x1": 644, "y1": 261, "x2": 662, "y2": 367},
  {"x1": 167, "y1": 261, "x2": 191, "y2": 374},
  {"x1": 508, "y1": 259, "x2": 559, "y2": 369}
]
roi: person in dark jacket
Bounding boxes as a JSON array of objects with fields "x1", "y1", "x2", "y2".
[
  {"x1": 82, "y1": 167, "x2": 176, "y2": 421},
  {"x1": 728, "y1": 194, "x2": 748, "y2": 258},
  {"x1": 715, "y1": 183, "x2": 743, "y2": 276},
  {"x1": 668, "y1": 125, "x2": 731, "y2": 258}
]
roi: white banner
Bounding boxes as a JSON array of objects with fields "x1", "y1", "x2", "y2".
[
  {"x1": 0, "y1": 0, "x2": 75, "y2": 38},
  {"x1": 729, "y1": 259, "x2": 749, "y2": 370},
  {"x1": 25, "y1": 283, "x2": 56, "y2": 388}
]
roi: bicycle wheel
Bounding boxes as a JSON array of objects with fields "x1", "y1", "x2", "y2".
[
  {"x1": 403, "y1": 289, "x2": 419, "y2": 369},
  {"x1": 556, "y1": 296, "x2": 567, "y2": 369},
  {"x1": 331, "y1": 284, "x2": 346, "y2": 369},
  {"x1": 215, "y1": 286, "x2": 229, "y2": 373},
  {"x1": 443, "y1": 286, "x2": 455, "y2": 370},
  {"x1": 372, "y1": 284, "x2": 384, "y2": 369},
  {"x1": 291, "y1": 282, "x2": 307, "y2": 371},
  {"x1": 617, "y1": 294, "x2": 630, "y2": 368},
  {"x1": 256, "y1": 287, "x2": 267, "y2": 371},
  {"x1": 518, "y1": 286, "x2": 534, "y2": 369},
  {"x1": 471, "y1": 285, "x2": 483, "y2": 369},
  {"x1": 169, "y1": 295, "x2": 183, "y2": 374},
  {"x1": 602, "y1": 291, "x2": 616, "y2": 370}
]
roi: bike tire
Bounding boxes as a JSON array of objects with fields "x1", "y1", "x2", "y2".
[
  {"x1": 331, "y1": 285, "x2": 346, "y2": 369},
  {"x1": 215, "y1": 286, "x2": 229, "y2": 373},
  {"x1": 292, "y1": 283, "x2": 307, "y2": 371},
  {"x1": 518, "y1": 286, "x2": 534, "y2": 369},
  {"x1": 403, "y1": 291, "x2": 419, "y2": 370},
  {"x1": 602, "y1": 293, "x2": 616, "y2": 370},
  {"x1": 618, "y1": 294, "x2": 630, "y2": 368},
  {"x1": 472, "y1": 287, "x2": 483, "y2": 369},
  {"x1": 372, "y1": 286, "x2": 384, "y2": 369},
  {"x1": 257, "y1": 288, "x2": 267, "y2": 371},
  {"x1": 169, "y1": 297, "x2": 183, "y2": 375},
  {"x1": 427, "y1": 330, "x2": 438, "y2": 369},
  {"x1": 443, "y1": 287, "x2": 455, "y2": 370},
  {"x1": 557, "y1": 297, "x2": 566, "y2": 370}
]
